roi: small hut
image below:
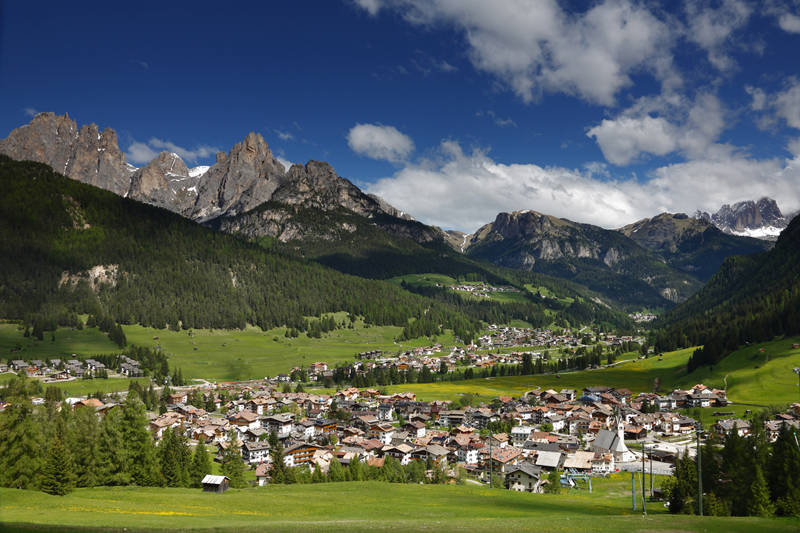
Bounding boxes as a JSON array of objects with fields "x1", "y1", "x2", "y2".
[{"x1": 201, "y1": 474, "x2": 230, "y2": 493}]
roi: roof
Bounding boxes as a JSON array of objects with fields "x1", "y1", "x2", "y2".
[
  {"x1": 201, "y1": 475, "x2": 229, "y2": 485},
  {"x1": 535, "y1": 450, "x2": 562, "y2": 468},
  {"x1": 562, "y1": 451, "x2": 594, "y2": 470},
  {"x1": 506, "y1": 463, "x2": 542, "y2": 478}
]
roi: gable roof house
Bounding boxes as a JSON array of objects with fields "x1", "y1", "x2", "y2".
[{"x1": 505, "y1": 463, "x2": 544, "y2": 493}]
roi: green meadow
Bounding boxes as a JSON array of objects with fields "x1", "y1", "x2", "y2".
[
  {"x1": 0, "y1": 318, "x2": 455, "y2": 382},
  {"x1": 382, "y1": 337, "x2": 800, "y2": 405},
  {"x1": 1, "y1": 477, "x2": 798, "y2": 532}
]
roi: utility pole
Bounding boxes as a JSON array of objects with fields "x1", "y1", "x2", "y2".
[
  {"x1": 489, "y1": 429, "x2": 493, "y2": 489},
  {"x1": 632, "y1": 471, "x2": 637, "y2": 511},
  {"x1": 641, "y1": 449, "x2": 647, "y2": 515},
  {"x1": 649, "y1": 446, "x2": 653, "y2": 498},
  {"x1": 697, "y1": 428, "x2": 703, "y2": 517}
]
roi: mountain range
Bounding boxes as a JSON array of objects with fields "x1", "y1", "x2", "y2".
[
  {"x1": 694, "y1": 197, "x2": 795, "y2": 240},
  {"x1": 0, "y1": 112, "x2": 788, "y2": 311}
]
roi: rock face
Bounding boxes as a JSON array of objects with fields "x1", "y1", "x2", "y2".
[
  {"x1": 619, "y1": 212, "x2": 772, "y2": 282},
  {"x1": 191, "y1": 132, "x2": 286, "y2": 221},
  {"x1": 128, "y1": 151, "x2": 200, "y2": 215},
  {"x1": 0, "y1": 113, "x2": 443, "y2": 246},
  {"x1": 695, "y1": 198, "x2": 789, "y2": 240},
  {"x1": 464, "y1": 210, "x2": 703, "y2": 308},
  {"x1": 0, "y1": 112, "x2": 132, "y2": 195}
]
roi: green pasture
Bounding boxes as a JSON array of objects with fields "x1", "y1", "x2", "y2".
[
  {"x1": 381, "y1": 338, "x2": 800, "y2": 405},
  {"x1": 2, "y1": 476, "x2": 797, "y2": 532},
  {"x1": 0, "y1": 318, "x2": 455, "y2": 382}
]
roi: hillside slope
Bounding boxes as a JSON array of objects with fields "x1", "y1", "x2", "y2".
[
  {"x1": 619, "y1": 212, "x2": 771, "y2": 281},
  {"x1": 0, "y1": 156, "x2": 480, "y2": 336},
  {"x1": 465, "y1": 210, "x2": 703, "y2": 309},
  {"x1": 653, "y1": 213, "x2": 800, "y2": 364}
]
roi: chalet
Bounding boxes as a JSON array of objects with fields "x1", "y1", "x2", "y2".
[
  {"x1": 438, "y1": 410, "x2": 466, "y2": 428},
  {"x1": 201, "y1": 474, "x2": 229, "y2": 493},
  {"x1": 505, "y1": 463, "x2": 544, "y2": 493},
  {"x1": 242, "y1": 441, "x2": 271, "y2": 464},
  {"x1": 283, "y1": 442, "x2": 323, "y2": 467},
  {"x1": 10, "y1": 360, "x2": 28, "y2": 371},
  {"x1": 404, "y1": 421, "x2": 426, "y2": 438},
  {"x1": 714, "y1": 418, "x2": 751, "y2": 438},
  {"x1": 313, "y1": 419, "x2": 337, "y2": 436},
  {"x1": 511, "y1": 425, "x2": 534, "y2": 446},
  {"x1": 381, "y1": 443, "x2": 414, "y2": 465},
  {"x1": 262, "y1": 413, "x2": 294, "y2": 439},
  {"x1": 488, "y1": 446, "x2": 522, "y2": 474},
  {"x1": 230, "y1": 410, "x2": 260, "y2": 433},
  {"x1": 255, "y1": 463, "x2": 270, "y2": 486}
]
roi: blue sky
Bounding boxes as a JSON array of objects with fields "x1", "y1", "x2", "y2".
[{"x1": 2, "y1": 0, "x2": 800, "y2": 231}]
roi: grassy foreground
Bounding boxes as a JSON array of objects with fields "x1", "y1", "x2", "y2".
[
  {"x1": 2, "y1": 477, "x2": 798, "y2": 532},
  {"x1": 382, "y1": 337, "x2": 800, "y2": 404}
]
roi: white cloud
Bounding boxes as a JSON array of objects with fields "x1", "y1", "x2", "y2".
[
  {"x1": 23, "y1": 107, "x2": 38, "y2": 117},
  {"x1": 587, "y1": 92, "x2": 726, "y2": 165},
  {"x1": 274, "y1": 129, "x2": 294, "y2": 141},
  {"x1": 126, "y1": 138, "x2": 220, "y2": 165},
  {"x1": 587, "y1": 115, "x2": 678, "y2": 166},
  {"x1": 685, "y1": 0, "x2": 752, "y2": 71},
  {"x1": 748, "y1": 79, "x2": 800, "y2": 131},
  {"x1": 347, "y1": 123, "x2": 415, "y2": 162},
  {"x1": 355, "y1": 0, "x2": 679, "y2": 106},
  {"x1": 788, "y1": 138, "x2": 800, "y2": 156},
  {"x1": 366, "y1": 140, "x2": 800, "y2": 232},
  {"x1": 276, "y1": 156, "x2": 294, "y2": 172},
  {"x1": 779, "y1": 12, "x2": 800, "y2": 32},
  {"x1": 353, "y1": 0, "x2": 383, "y2": 16},
  {"x1": 775, "y1": 79, "x2": 800, "y2": 129}
]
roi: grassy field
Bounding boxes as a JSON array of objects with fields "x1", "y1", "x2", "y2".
[
  {"x1": 1, "y1": 477, "x2": 798, "y2": 532},
  {"x1": 0, "y1": 318, "x2": 454, "y2": 382},
  {"x1": 381, "y1": 337, "x2": 800, "y2": 405},
  {"x1": 389, "y1": 273, "x2": 531, "y2": 304}
]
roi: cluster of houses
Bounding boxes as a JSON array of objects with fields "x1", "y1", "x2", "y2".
[
  {"x1": 446, "y1": 282, "x2": 521, "y2": 299},
  {"x1": 2, "y1": 356, "x2": 141, "y2": 381},
  {"x1": 128, "y1": 381, "x2": 748, "y2": 491},
  {"x1": 629, "y1": 312, "x2": 658, "y2": 323}
]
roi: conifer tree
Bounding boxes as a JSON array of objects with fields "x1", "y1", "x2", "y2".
[
  {"x1": 189, "y1": 441, "x2": 212, "y2": 488},
  {"x1": 41, "y1": 434, "x2": 75, "y2": 496},
  {"x1": 97, "y1": 407, "x2": 130, "y2": 485},
  {"x1": 747, "y1": 465, "x2": 774, "y2": 517},
  {"x1": 121, "y1": 393, "x2": 160, "y2": 486},
  {"x1": 0, "y1": 399, "x2": 43, "y2": 489},
  {"x1": 220, "y1": 435, "x2": 247, "y2": 488},
  {"x1": 69, "y1": 406, "x2": 101, "y2": 487}
]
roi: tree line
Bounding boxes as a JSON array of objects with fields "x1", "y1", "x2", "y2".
[{"x1": 663, "y1": 424, "x2": 800, "y2": 517}]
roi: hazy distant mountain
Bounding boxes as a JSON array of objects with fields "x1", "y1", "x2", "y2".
[{"x1": 694, "y1": 197, "x2": 789, "y2": 240}]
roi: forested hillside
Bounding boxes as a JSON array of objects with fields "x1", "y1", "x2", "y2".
[
  {"x1": 0, "y1": 157, "x2": 630, "y2": 338},
  {"x1": 652, "y1": 213, "x2": 800, "y2": 369},
  {"x1": 0, "y1": 156, "x2": 479, "y2": 338}
]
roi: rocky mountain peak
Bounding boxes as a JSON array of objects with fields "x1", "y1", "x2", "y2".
[
  {"x1": 695, "y1": 197, "x2": 788, "y2": 240},
  {"x1": 0, "y1": 112, "x2": 132, "y2": 195},
  {"x1": 190, "y1": 132, "x2": 286, "y2": 221}
]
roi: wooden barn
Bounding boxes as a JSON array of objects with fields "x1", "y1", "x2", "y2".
[{"x1": 201, "y1": 474, "x2": 230, "y2": 493}]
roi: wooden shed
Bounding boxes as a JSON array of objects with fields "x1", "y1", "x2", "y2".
[{"x1": 201, "y1": 474, "x2": 230, "y2": 493}]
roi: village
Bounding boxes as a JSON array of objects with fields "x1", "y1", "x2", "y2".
[{"x1": 13, "y1": 367, "x2": 797, "y2": 493}]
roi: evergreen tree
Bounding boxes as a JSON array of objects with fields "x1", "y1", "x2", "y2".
[
  {"x1": 312, "y1": 463, "x2": 325, "y2": 483},
  {"x1": 220, "y1": 436, "x2": 247, "y2": 488},
  {"x1": 97, "y1": 407, "x2": 130, "y2": 485},
  {"x1": 0, "y1": 399, "x2": 43, "y2": 489},
  {"x1": 327, "y1": 458, "x2": 346, "y2": 482},
  {"x1": 189, "y1": 441, "x2": 212, "y2": 488},
  {"x1": 69, "y1": 406, "x2": 101, "y2": 487},
  {"x1": 545, "y1": 470, "x2": 561, "y2": 494},
  {"x1": 40, "y1": 435, "x2": 75, "y2": 496},
  {"x1": 747, "y1": 465, "x2": 774, "y2": 517},
  {"x1": 268, "y1": 432, "x2": 286, "y2": 483},
  {"x1": 121, "y1": 393, "x2": 160, "y2": 486}
]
